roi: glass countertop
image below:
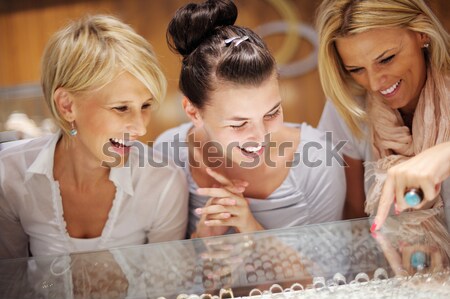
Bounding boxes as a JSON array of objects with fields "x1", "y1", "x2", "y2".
[{"x1": 1, "y1": 207, "x2": 449, "y2": 299}]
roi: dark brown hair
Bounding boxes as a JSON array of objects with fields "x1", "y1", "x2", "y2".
[{"x1": 167, "y1": 0, "x2": 276, "y2": 108}]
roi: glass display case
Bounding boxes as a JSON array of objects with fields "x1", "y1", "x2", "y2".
[{"x1": 1, "y1": 207, "x2": 449, "y2": 299}]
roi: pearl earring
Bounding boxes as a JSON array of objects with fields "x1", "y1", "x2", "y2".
[
  {"x1": 423, "y1": 43, "x2": 430, "y2": 48},
  {"x1": 69, "y1": 121, "x2": 78, "y2": 136}
]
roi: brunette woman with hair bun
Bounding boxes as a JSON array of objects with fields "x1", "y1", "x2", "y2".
[{"x1": 155, "y1": 0, "x2": 346, "y2": 238}]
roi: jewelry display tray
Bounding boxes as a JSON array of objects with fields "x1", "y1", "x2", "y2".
[{"x1": 1, "y1": 207, "x2": 449, "y2": 299}]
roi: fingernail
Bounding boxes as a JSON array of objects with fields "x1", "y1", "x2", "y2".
[
  {"x1": 371, "y1": 231, "x2": 378, "y2": 238},
  {"x1": 237, "y1": 186, "x2": 245, "y2": 192},
  {"x1": 370, "y1": 222, "x2": 377, "y2": 233},
  {"x1": 195, "y1": 208, "x2": 202, "y2": 215},
  {"x1": 395, "y1": 205, "x2": 400, "y2": 215}
]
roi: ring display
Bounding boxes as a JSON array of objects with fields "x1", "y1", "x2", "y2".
[{"x1": 404, "y1": 188, "x2": 424, "y2": 207}]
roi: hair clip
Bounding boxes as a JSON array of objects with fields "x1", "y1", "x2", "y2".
[{"x1": 224, "y1": 35, "x2": 249, "y2": 47}]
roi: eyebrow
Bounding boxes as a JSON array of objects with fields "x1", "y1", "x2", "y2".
[
  {"x1": 110, "y1": 98, "x2": 153, "y2": 105},
  {"x1": 374, "y1": 48, "x2": 394, "y2": 61},
  {"x1": 344, "y1": 47, "x2": 396, "y2": 69},
  {"x1": 226, "y1": 101, "x2": 281, "y2": 121}
]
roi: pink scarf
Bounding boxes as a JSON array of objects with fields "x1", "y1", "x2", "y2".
[{"x1": 364, "y1": 68, "x2": 450, "y2": 215}]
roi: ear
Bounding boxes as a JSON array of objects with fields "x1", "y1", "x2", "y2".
[
  {"x1": 54, "y1": 88, "x2": 76, "y2": 122},
  {"x1": 416, "y1": 32, "x2": 430, "y2": 46},
  {"x1": 182, "y1": 97, "x2": 203, "y2": 128}
]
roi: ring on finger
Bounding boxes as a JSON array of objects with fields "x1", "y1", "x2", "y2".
[{"x1": 404, "y1": 188, "x2": 424, "y2": 207}]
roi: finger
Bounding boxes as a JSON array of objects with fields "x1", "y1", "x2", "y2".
[
  {"x1": 394, "y1": 171, "x2": 408, "y2": 212},
  {"x1": 205, "y1": 167, "x2": 233, "y2": 186},
  {"x1": 200, "y1": 250, "x2": 232, "y2": 260},
  {"x1": 374, "y1": 176, "x2": 396, "y2": 231},
  {"x1": 420, "y1": 181, "x2": 439, "y2": 203},
  {"x1": 204, "y1": 219, "x2": 232, "y2": 226},
  {"x1": 373, "y1": 233, "x2": 405, "y2": 276},
  {"x1": 231, "y1": 179, "x2": 249, "y2": 187},
  {"x1": 196, "y1": 204, "x2": 231, "y2": 216},
  {"x1": 207, "y1": 212, "x2": 232, "y2": 221},
  {"x1": 211, "y1": 197, "x2": 237, "y2": 206},
  {"x1": 197, "y1": 187, "x2": 232, "y2": 198}
]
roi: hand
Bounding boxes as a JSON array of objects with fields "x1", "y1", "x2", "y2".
[
  {"x1": 198, "y1": 235, "x2": 254, "y2": 290},
  {"x1": 372, "y1": 231, "x2": 446, "y2": 277},
  {"x1": 373, "y1": 142, "x2": 450, "y2": 231},
  {"x1": 194, "y1": 168, "x2": 263, "y2": 237}
]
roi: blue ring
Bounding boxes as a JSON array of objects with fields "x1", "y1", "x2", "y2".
[
  {"x1": 410, "y1": 251, "x2": 428, "y2": 270},
  {"x1": 404, "y1": 188, "x2": 423, "y2": 207}
]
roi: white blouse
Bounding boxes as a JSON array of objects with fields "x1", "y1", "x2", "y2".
[{"x1": 0, "y1": 133, "x2": 189, "y2": 258}]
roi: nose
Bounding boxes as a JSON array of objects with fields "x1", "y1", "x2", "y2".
[
  {"x1": 367, "y1": 70, "x2": 387, "y2": 92},
  {"x1": 127, "y1": 112, "x2": 148, "y2": 137},
  {"x1": 250, "y1": 122, "x2": 268, "y2": 144}
]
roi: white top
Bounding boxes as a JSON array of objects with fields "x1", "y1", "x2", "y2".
[
  {"x1": 318, "y1": 100, "x2": 373, "y2": 162},
  {"x1": 0, "y1": 133, "x2": 189, "y2": 258},
  {"x1": 154, "y1": 122, "x2": 346, "y2": 236}
]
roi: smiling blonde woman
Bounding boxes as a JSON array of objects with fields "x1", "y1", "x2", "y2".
[
  {"x1": 316, "y1": 0, "x2": 450, "y2": 230},
  {"x1": 0, "y1": 15, "x2": 188, "y2": 258}
]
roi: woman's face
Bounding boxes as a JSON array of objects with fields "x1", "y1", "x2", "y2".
[
  {"x1": 71, "y1": 72, "x2": 153, "y2": 166},
  {"x1": 198, "y1": 73, "x2": 284, "y2": 167},
  {"x1": 336, "y1": 27, "x2": 428, "y2": 114}
]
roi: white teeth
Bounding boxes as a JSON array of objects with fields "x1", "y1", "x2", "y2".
[
  {"x1": 110, "y1": 138, "x2": 129, "y2": 147},
  {"x1": 242, "y1": 145, "x2": 262, "y2": 153},
  {"x1": 380, "y1": 80, "x2": 400, "y2": 95}
]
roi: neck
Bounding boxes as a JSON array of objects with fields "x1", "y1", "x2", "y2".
[
  {"x1": 54, "y1": 135, "x2": 110, "y2": 188},
  {"x1": 398, "y1": 109, "x2": 414, "y2": 131}
]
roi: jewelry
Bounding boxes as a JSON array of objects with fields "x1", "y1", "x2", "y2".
[
  {"x1": 404, "y1": 188, "x2": 423, "y2": 206},
  {"x1": 374, "y1": 267, "x2": 389, "y2": 280},
  {"x1": 313, "y1": 276, "x2": 326, "y2": 289},
  {"x1": 69, "y1": 121, "x2": 78, "y2": 136},
  {"x1": 224, "y1": 35, "x2": 249, "y2": 47},
  {"x1": 354, "y1": 272, "x2": 370, "y2": 283},
  {"x1": 333, "y1": 272, "x2": 347, "y2": 285},
  {"x1": 289, "y1": 283, "x2": 304, "y2": 291},
  {"x1": 219, "y1": 288, "x2": 234, "y2": 299},
  {"x1": 410, "y1": 251, "x2": 429, "y2": 270},
  {"x1": 423, "y1": 43, "x2": 430, "y2": 48}
]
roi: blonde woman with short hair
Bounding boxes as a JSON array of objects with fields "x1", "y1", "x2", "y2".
[
  {"x1": 316, "y1": 0, "x2": 450, "y2": 230},
  {"x1": 0, "y1": 15, "x2": 188, "y2": 258}
]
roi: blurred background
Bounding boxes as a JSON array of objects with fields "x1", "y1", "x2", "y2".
[{"x1": 1, "y1": 0, "x2": 449, "y2": 144}]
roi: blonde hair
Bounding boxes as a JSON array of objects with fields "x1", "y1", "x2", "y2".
[
  {"x1": 41, "y1": 15, "x2": 167, "y2": 135},
  {"x1": 316, "y1": 0, "x2": 450, "y2": 137}
]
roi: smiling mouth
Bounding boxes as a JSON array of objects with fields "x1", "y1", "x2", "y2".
[
  {"x1": 238, "y1": 144, "x2": 264, "y2": 157},
  {"x1": 380, "y1": 80, "x2": 401, "y2": 96},
  {"x1": 109, "y1": 138, "x2": 132, "y2": 148}
]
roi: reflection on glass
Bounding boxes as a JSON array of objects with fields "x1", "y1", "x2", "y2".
[{"x1": 0, "y1": 208, "x2": 449, "y2": 298}]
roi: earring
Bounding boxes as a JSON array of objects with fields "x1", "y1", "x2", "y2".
[
  {"x1": 69, "y1": 122, "x2": 78, "y2": 136},
  {"x1": 423, "y1": 43, "x2": 430, "y2": 48}
]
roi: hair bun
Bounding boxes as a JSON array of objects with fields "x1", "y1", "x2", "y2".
[{"x1": 167, "y1": 0, "x2": 237, "y2": 57}]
